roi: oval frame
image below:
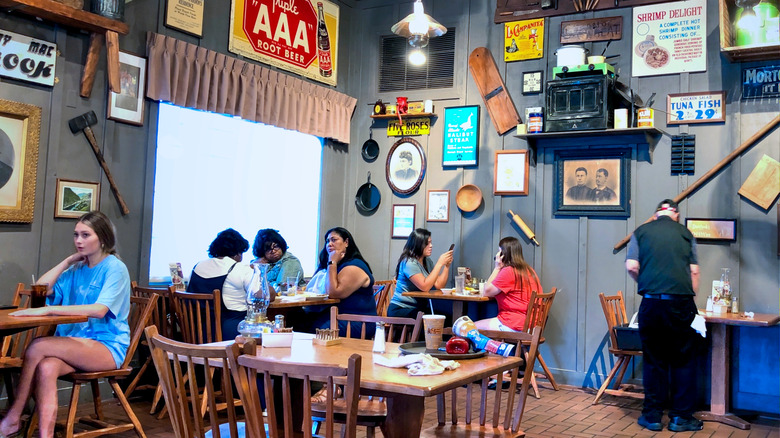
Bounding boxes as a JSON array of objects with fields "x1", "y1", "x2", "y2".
[{"x1": 386, "y1": 137, "x2": 426, "y2": 195}]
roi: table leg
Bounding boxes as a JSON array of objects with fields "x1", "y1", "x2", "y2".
[
  {"x1": 452, "y1": 301, "x2": 464, "y2": 320},
  {"x1": 380, "y1": 394, "x2": 424, "y2": 438},
  {"x1": 696, "y1": 323, "x2": 751, "y2": 430}
]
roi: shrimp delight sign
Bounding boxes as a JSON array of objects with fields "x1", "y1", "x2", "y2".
[
  {"x1": 229, "y1": 0, "x2": 339, "y2": 86},
  {"x1": 631, "y1": 0, "x2": 706, "y2": 77}
]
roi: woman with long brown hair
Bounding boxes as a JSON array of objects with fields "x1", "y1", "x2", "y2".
[{"x1": 475, "y1": 236, "x2": 542, "y2": 331}]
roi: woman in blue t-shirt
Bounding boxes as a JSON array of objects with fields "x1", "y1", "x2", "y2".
[
  {"x1": 387, "y1": 228, "x2": 453, "y2": 319},
  {"x1": 307, "y1": 227, "x2": 376, "y2": 337},
  {"x1": 0, "y1": 211, "x2": 130, "y2": 438}
]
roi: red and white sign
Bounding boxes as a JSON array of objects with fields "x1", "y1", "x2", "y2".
[{"x1": 230, "y1": 0, "x2": 339, "y2": 86}]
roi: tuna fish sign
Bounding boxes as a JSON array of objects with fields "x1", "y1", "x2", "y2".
[{"x1": 230, "y1": 0, "x2": 339, "y2": 86}]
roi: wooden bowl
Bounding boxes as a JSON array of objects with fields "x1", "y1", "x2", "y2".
[{"x1": 456, "y1": 184, "x2": 483, "y2": 212}]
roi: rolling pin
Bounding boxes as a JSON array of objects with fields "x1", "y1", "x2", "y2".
[{"x1": 509, "y1": 210, "x2": 540, "y2": 246}]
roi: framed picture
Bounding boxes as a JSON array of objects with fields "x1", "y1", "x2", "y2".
[
  {"x1": 165, "y1": 0, "x2": 204, "y2": 37},
  {"x1": 386, "y1": 137, "x2": 426, "y2": 195},
  {"x1": 55, "y1": 179, "x2": 100, "y2": 219},
  {"x1": 494, "y1": 150, "x2": 530, "y2": 195},
  {"x1": 391, "y1": 204, "x2": 416, "y2": 239},
  {"x1": 0, "y1": 99, "x2": 41, "y2": 223},
  {"x1": 108, "y1": 51, "x2": 147, "y2": 126},
  {"x1": 667, "y1": 91, "x2": 726, "y2": 125},
  {"x1": 426, "y1": 190, "x2": 450, "y2": 222},
  {"x1": 442, "y1": 106, "x2": 479, "y2": 167},
  {"x1": 522, "y1": 71, "x2": 543, "y2": 95},
  {"x1": 553, "y1": 148, "x2": 631, "y2": 217},
  {"x1": 685, "y1": 218, "x2": 736, "y2": 242}
]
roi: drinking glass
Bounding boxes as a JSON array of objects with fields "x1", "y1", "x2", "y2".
[
  {"x1": 286, "y1": 277, "x2": 298, "y2": 296},
  {"x1": 455, "y1": 274, "x2": 466, "y2": 295},
  {"x1": 31, "y1": 284, "x2": 48, "y2": 308}
]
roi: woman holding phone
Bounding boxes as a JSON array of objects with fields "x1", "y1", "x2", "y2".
[{"x1": 387, "y1": 228, "x2": 453, "y2": 318}]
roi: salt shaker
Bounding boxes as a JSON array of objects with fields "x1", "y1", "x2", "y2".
[
  {"x1": 373, "y1": 322, "x2": 386, "y2": 353},
  {"x1": 731, "y1": 297, "x2": 739, "y2": 313},
  {"x1": 706, "y1": 296, "x2": 713, "y2": 312}
]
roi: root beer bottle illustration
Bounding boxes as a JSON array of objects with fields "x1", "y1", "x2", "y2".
[{"x1": 317, "y1": 2, "x2": 332, "y2": 77}]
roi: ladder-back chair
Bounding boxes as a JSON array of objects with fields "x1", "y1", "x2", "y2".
[
  {"x1": 1, "y1": 284, "x2": 44, "y2": 407},
  {"x1": 372, "y1": 280, "x2": 395, "y2": 317},
  {"x1": 521, "y1": 287, "x2": 559, "y2": 398}
]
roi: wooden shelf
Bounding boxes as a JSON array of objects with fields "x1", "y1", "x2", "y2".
[
  {"x1": 370, "y1": 113, "x2": 436, "y2": 119},
  {"x1": 516, "y1": 127, "x2": 667, "y2": 162},
  {"x1": 0, "y1": 0, "x2": 130, "y2": 98}
]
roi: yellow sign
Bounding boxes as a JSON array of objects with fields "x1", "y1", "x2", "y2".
[
  {"x1": 504, "y1": 18, "x2": 544, "y2": 62},
  {"x1": 387, "y1": 118, "x2": 431, "y2": 136}
]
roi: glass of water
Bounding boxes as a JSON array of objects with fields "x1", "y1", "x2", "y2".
[{"x1": 286, "y1": 277, "x2": 298, "y2": 295}]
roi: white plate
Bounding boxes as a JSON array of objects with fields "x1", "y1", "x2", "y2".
[
  {"x1": 441, "y1": 288, "x2": 454, "y2": 295},
  {"x1": 304, "y1": 293, "x2": 329, "y2": 301}
]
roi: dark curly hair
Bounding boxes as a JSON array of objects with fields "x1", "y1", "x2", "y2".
[
  {"x1": 252, "y1": 229, "x2": 289, "y2": 259},
  {"x1": 316, "y1": 227, "x2": 372, "y2": 273},
  {"x1": 208, "y1": 229, "x2": 249, "y2": 258}
]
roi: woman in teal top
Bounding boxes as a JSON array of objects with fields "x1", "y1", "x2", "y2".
[{"x1": 0, "y1": 211, "x2": 130, "y2": 438}]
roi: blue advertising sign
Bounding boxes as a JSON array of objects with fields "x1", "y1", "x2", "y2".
[
  {"x1": 742, "y1": 65, "x2": 780, "y2": 99},
  {"x1": 443, "y1": 106, "x2": 480, "y2": 167}
]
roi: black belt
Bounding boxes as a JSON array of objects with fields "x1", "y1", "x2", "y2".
[{"x1": 643, "y1": 294, "x2": 691, "y2": 301}]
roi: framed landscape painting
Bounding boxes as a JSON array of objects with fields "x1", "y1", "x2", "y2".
[{"x1": 55, "y1": 179, "x2": 100, "y2": 219}]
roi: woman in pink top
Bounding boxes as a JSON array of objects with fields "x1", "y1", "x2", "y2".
[{"x1": 475, "y1": 237, "x2": 542, "y2": 332}]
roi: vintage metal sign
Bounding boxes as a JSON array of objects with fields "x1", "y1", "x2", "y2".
[
  {"x1": 560, "y1": 17, "x2": 623, "y2": 43},
  {"x1": 229, "y1": 0, "x2": 339, "y2": 86},
  {"x1": 504, "y1": 18, "x2": 544, "y2": 62},
  {"x1": 666, "y1": 91, "x2": 725, "y2": 124},
  {"x1": 742, "y1": 65, "x2": 780, "y2": 99},
  {"x1": 0, "y1": 29, "x2": 57, "y2": 87},
  {"x1": 387, "y1": 117, "x2": 430, "y2": 136}
]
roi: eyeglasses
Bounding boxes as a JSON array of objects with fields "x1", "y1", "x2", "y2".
[{"x1": 265, "y1": 244, "x2": 281, "y2": 253}]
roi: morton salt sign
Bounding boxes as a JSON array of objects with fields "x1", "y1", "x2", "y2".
[{"x1": 229, "y1": 0, "x2": 339, "y2": 86}]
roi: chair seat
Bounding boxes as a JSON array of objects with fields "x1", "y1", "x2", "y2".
[
  {"x1": 63, "y1": 367, "x2": 132, "y2": 381},
  {"x1": 312, "y1": 397, "x2": 387, "y2": 418},
  {"x1": 421, "y1": 424, "x2": 524, "y2": 437},
  {"x1": 0, "y1": 357, "x2": 24, "y2": 368}
]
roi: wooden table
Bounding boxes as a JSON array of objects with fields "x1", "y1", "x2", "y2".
[
  {"x1": 0, "y1": 308, "x2": 88, "y2": 341},
  {"x1": 697, "y1": 310, "x2": 780, "y2": 429},
  {"x1": 402, "y1": 290, "x2": 490, "y2": 319},
  {"x1": 247, "y1": 335, "x2": 522, "y2": 437},
  {"x1": 268, "y1": 297, "x2": 339, "y2": 310}
]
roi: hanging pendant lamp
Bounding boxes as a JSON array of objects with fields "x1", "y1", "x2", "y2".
[{"x1": 391, "y1": 0, "x2": 447, "y2": 49}]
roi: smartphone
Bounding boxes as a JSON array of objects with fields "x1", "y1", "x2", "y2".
[{"x1": 449, "y1": 244, "x2": 455, "y2": 251}]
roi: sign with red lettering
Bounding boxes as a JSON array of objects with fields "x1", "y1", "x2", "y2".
[
  {"x1": 632, "y1": 0, "x2": 706, "y2": 77},
  {"x1": 229, "y1": 0, "x2": 339, "y2": 86},
  {"x1": 504, "y1": 19, "x2": 544, "y2": 62}
]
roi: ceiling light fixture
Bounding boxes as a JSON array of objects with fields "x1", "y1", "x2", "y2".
[{"x1": 391, "y1": 0, "x2": 447, "y2": 51}]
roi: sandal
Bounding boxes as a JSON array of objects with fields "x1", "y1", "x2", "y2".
[{"x1": 310, "y1": 385, "x2": 343, "y2": 404}]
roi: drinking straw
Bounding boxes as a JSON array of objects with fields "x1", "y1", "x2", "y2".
[
  {"x1": 429, "y1": 299, "x2": 435, "y2": 315},
  {"x1": 31, "y1": 274, "x2": 36, "y2": 285}
]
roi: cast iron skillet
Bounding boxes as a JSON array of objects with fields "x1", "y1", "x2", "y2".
[
  {"x1": 361, "y1": 131, "x2": 379, "y2": 162},
  {"x1": 355, "y1": 172, "x2": 381, "y2": 214}
]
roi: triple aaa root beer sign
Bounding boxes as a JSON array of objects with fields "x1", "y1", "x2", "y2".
[{"x1": 229, "y1": 0, "x2": 339, "y2": 86}]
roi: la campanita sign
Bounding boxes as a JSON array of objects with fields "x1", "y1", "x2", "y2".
[{"x1": 230, "y1": 0, "x2": 339, "y2": 86}]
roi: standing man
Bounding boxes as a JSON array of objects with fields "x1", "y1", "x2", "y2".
[
  {"x1": 590, "y1": 168, "x2": 616, "y2": 203},
  {"x1": 625, "y1": 199, "x2": 703, "y2": 432},
  {"x1": 566, "y1": 167, "x2": 592, "y2": 201}
]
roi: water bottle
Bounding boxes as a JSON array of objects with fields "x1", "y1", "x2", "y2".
[{"x1": 373, "y1": 322, "x2": 386, "y2": 353}]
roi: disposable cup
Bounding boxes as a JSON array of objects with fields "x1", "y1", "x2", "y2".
[
  {"x1": 31, "y1": 284, "x2": 48, "y2": 308},
  {"x1": 422, "y1": 314, "x2": 445, "y2": 350}
]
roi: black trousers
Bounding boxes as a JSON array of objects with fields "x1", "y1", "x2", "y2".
[{"x1": 637, "y1": 296, "x2": 702, "y2": 419}]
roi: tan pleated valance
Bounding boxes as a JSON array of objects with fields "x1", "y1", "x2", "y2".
[{"x1": 145, "y1": 32, "x2": 356, "y2": 144}]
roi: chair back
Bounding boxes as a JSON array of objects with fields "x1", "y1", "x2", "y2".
[
  {"x1": 433, "y1": 326, "x2": 542, "y2": 434},
  {"x1": 123, "y1": 294, "x2": 160, "y2": 370},
  {"x1": 173, "y1": 290, "x2": 223, "y2": 344},
  {"x1": 131, "y1": 281, "x2": 177, "y2": 339},
  {"x1": 372, "y1": 280, "x2": 395, "y2": 317},
  {"x1": 227, "y1": 341, "x2": 362, "y2": 438},
  {"x1": 2, "y1": 284, "x2": 41, "y2": 359},
  {"x1": 146, "y1": 326, "x2": 240, "y2": 438},
  {"x1": 330, "y1": 307, "x2": 421, "y2": 343},
  {"x1": 599, "y1": 291, "x2": 629, "y2": 353},
  {"x1": 522, "y1": 287, "x2": 558, "y2": 335}
]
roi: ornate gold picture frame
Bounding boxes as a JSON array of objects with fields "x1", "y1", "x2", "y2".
[{"x1": 0, "y1": 99, "x2": 41, "y2": 223}]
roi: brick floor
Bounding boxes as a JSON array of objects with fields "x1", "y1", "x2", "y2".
[{"x1": 65, "y1": 384, "x2": 778, "y2": 437}]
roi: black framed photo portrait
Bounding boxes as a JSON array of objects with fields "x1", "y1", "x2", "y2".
[
  {"x1": 386, "y1": 137, "x2": 426, "y2": 195},
  {"x1": 553, "y1": 148, "x2": 631, "y2": 217}
]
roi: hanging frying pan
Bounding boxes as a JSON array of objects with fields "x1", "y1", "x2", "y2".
[
  {"x1": 355, "y1": 172, "x2": 381, "y2": 214},
  {"x1": 361, "y1": 130, "x2": 379, "y2": 163}
]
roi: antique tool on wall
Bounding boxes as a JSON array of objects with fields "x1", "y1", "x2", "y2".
[
  {"x1": 509, "y1": 210, "x2": 540, "y2": 246},
  {"x1": 468, "y1": 47, "x2": 521, "y2": 135},
  {"x1": 68, "y1": 111, "x2": 130, "y2": 215},
  {"x1": 614, "y1": 113, "x2": 780, "y2": 251}
]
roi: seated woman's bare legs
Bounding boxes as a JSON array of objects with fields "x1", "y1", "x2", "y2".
[
  {"x1": 475, "y1": 317, "x2": 502, "y2": 331},
  {"x1": 0, "y1": 337, "x2": 116, "y2": 437}
]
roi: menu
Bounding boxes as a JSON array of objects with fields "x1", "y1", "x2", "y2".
[{"x1": 632, "y1": 0, "x2": 706, "y2": 77}]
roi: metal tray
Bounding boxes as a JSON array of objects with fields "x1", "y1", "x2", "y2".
[{"x1": 398, "y1": 341, "x2": 487, "y2": 360}]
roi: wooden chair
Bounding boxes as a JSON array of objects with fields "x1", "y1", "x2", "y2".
[
  {"x1": 315, "y1": 308, "x2": 421, "y2": 437},
  {"x1": 521, "y1": 287, "x2": 559, "y2": 398},
  {"x1": 1, "y1": 284, "x2": 44, "y2": 407},
  {"x1": 57, "y1": 293, "x2": 158, "y2": 438},
  {"x1": 422, "y1": 326, "x2": 543, "y2": 437},
  {"x1": 372, "y1": 280, "x2": 395, "y2": 317},
  {"x1": 125, "y1": 283, "x2": 176, "y2": 413},
  {"x1": 145, "y1": 325, "x2": 243, "y2": 438},
  {"x1": 227, "y1": 340, "x2": 362, "y2": 438},
  {"x1": 592, "y1": 291, "x2": 644, "y2": 405},
  {"x1": 172, "y1": 290, "x2": 222, "y2": 344}
]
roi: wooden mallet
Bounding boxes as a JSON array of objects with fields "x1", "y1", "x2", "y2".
[{"x1": 68, "y1": 111, "x2": 130, "y2": 215}]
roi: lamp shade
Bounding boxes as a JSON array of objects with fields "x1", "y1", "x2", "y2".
[{"x1": 391, "y1": 1, "x2": 447, "y2": 45}]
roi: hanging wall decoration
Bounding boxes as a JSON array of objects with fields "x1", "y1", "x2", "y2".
[
  {"x1": 504, "y1": 18, "x2": 544, "y2": 61},
  {"x1": 0, "y1": 99, "x2": 41, "y2": 223},
  {"x1": 0, "y1": 29, "x2": 56, "y2": 87},
  {"x1": 386, "y1": 137, "x2": 426, "y2": 195}
]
